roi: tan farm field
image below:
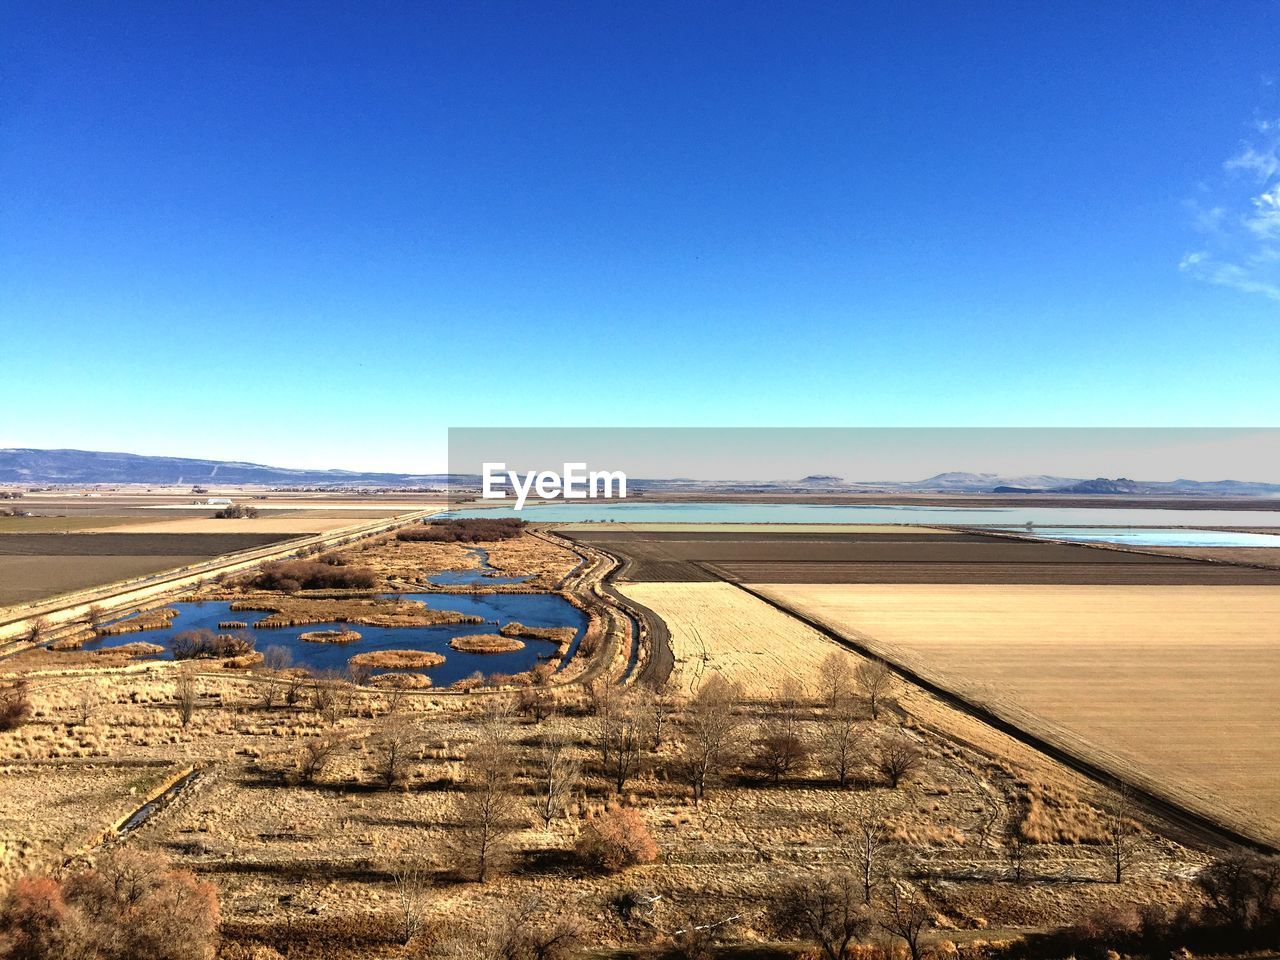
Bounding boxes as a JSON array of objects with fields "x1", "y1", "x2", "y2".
[
  {"x1": 753, "y1": 582, "x2": 1280, "y2": 847},
  {"x1": 90, "y1": 515, "x2": 401, "y2": 535},
  {"x1": 618, "y1": 581, "x2": 860, "y2": 698}
]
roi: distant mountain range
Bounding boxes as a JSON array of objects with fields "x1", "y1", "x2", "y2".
[
  {"x1": 0, "y1": 449, "x2": 450, "y2": 487},
  {"x1": 2, "y1": 449, "x2": 1278, "y2": 496}
]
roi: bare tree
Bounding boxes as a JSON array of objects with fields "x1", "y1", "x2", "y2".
[
  {"x1": 532, "y1": 730, "x2": 581, "y2": 829},
  {"x1": 27, "y1": 616, "x2": 51, "y2": 645},
  {"x1": 854, "y1": 660, "x2": 894, "y2": 720},
  {"x1": 373, "y1": 716, "x2": 420, "y2": 789},
  {"x1": 310, "y1": 670, "x2": 345, "y2": 726},
  {"x1": 294, "y1": 734, "x2": 340, "y2": 785},
  {"x1": 389, "y1": 859, "x2": 430, "y2": 945},
  {"x1": 1197, "y1": 852, "x2": 1280, "y2": 930},
  {"x1": 347, "y1": 660, "x2": 373, "y2": 687},
  {"x1": 0, "y1": 679, "x2": 33, "y2": 731},
  {"x1": 647, "y1": 687, "x2": 680, "y2": 749},
  {"x1": 674, "y1": 675, "x2": 744, "y2": 805},
  {"x1": 284, "y1": 670, "x2": 306, "y2": 707},
  {"x1": 383, "y1": 683, "x2": 407, "y2": 716},
  {"x1": 773, "y1": 870, "x2": 872, "y2": 960},
  {"x1": 877, "y1": 884, "x2": 931, "y2": 960},
  {"x1": 175, "y1": 672, "x2": 197, "y2": 728},
  {"x1": 751, "y1": 683, "x2": 808, "y2": 784},
  {"x1": 517, "y1": 682, "x2": 555, "y2": 723},
  {"x1": 258, "y1": 676, "x2": 281, "y2": 710},
  {"x1": 840, "y1": 792, "x2": 899, "y2": 904},
  {"x1": 817, "y1": 695, "x2": 864, "y2": 788},
  {"x1": 818, "y1": 651, "x2": 856, "y2": 710},
  {"x1": 74, "y1": 687, "x2": 97, "y2": 726},
  {"x1": 876, "y1": 730, "x2": 923, "y2": 788},
  {"x1": 86, "y1": 604, "x2": 107, "y2": 636},
  {"x1": 257, "y1": 646, "x2": 290, "y2": 709},
  {"x1": 1006, "y1": 828, "x2": 1029, "y2": 883},
  {"x1": 453, "y1": 725, "x2": 525, "y2": 883},
  {"x1": 597, "y1": 690, "x2": 646, "y2": 794},
  {"x1": 1103, "y1": 784, "x2": 1140, "y2": 883},
  {"x1": 441, "y1": 897, "x2": 584, "y2": 960},
  {"x1": 263, "y1": 645, "x2": 292, "y2": 672}
]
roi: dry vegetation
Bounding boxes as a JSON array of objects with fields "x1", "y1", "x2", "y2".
[
  {"x1": 2, "y1": 522, "x2": 1269, "y2": 958},
  {"x1": 0, "y1": 654, "x2": 1240, "y2": 960},
  {"x1": 346, "y1": 530, "x2": 580, "y2": 593},
  {"x1": 347, "y1": 649, "x2": 447, "y2": 670},
  {"x1": 298, "y1": 629, "x2": 362, "y2": 644},
  {"x1": 449, "y1": 634, "x2": 526, "y2": 654},
  {"x1": 227, "y1": 596, "x2": 481, "y2": 629},
  {"x1": 617, "y1": 582, "x2": 848, "y2": 698},
  {"x1": 753, "y1": 582, "x2": 1280, "y2": 848}
]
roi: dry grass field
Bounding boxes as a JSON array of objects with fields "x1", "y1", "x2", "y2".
[
  {"x1": 0, "y1": 663, "x2": 1212, "y2": 957},
  {"x1": 752, "y1": 583, "x2": 1280, "y2": 847},
  {"x1": 0, "y1": 515, "x2": 141, "y2": 532},
  {"x1": 1, "y1": 520, "x2": 1270, "y2": 958},
  {"x1": 617, "y1": 582, "x2": 845, "y2": 698},
  {"x1": 91, "y1": 516, "x2": 399, "y2": 534}
]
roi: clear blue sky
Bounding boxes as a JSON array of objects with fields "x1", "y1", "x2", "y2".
[{"x1": 2, "y1": 2, "x2": 1278, "y2": 471}]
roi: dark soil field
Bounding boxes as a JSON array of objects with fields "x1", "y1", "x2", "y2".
[
  {"x1": 566, "y1": 530, "x2": 1280, "y2": 584},
  {"x1": 703, "y1": 560, "x2": 1280, "y2": 584},
  {"x1": 0, "y1": 555, "x2": 213, "y2": 605},
  {"x1": 0, "y1": 533, "x2": 296, "y2": 606},
  {"x1": 0, "y1": 532, "x2": 293, "y2": 556}
]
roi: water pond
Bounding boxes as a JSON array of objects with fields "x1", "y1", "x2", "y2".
[
  {"x1": 426, "y1": 547, "x2": 532, "y2": 587},
  {"x1": 994, "y1": 527, "x2": 1280, "y2": 547},
  {"x1": 444, "y1": 500, "x2": 1280, "y2": 527},
  {"x1": 88, "y1": 592, "x2": 586, "y2": 686}
]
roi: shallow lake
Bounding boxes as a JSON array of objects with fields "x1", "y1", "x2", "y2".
[
  {"x1": 89, "y1": 592, "x2": 586, "y2": 685},
  {"x1": 445, "y1": 501, "x2": 1280, "y2": 527},
  {"x1": 994, "y1": 527, "x2": 1280, "y2": 547},
  {"x1": 426, "y1": 547, "x2": 532, "y2": 587}
]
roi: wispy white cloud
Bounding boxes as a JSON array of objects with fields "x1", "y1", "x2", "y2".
[{"x1": 1182, "y1": 119, "x2": 1280, "y2": 301}]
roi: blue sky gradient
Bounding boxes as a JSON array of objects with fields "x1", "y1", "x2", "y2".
[{"x1": 2, "y1": 2, "x2": 1278, "y2": 471}]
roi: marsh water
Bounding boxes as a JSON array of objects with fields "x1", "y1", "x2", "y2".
[
  {"x1": 994, "y1": 527, "x2": 1280, "y2": 547},
  {"x1": 446, "y1": 500, "x2": 1280, "y2": 528},
  {"x1": 89, "y1": 591, "x2": 586, "y2": 684},
  {"x1": 426, "y1": 547, "x2": 532, "y2": 587}
]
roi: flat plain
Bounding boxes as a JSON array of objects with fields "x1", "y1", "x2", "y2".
[
  {"x1": 0, "y1": 533, "x2": 295, "y2": 606},
  {"x1": 617, "y1": 580, "x2": 847, "y2": 697},
  {"x1": 568, "y1": 528, "x2": 1280, "y2": 584},
  {"x1": 752, "y1": 582, "x2": 1280, "y2": 847}
]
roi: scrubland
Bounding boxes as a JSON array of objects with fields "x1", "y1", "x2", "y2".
[
  {"x1": 0, "y1": 659, "x2": 1222, "y2": 959},
  {"x1": 1, "y1": 523, "x2": 1274, "y2": 959}
]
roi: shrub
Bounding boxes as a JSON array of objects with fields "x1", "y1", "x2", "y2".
[
  {"x1": 249, "y1": 560, "x2": 376, "y2": 592},
  {"x1": 395, "y1": 518, "x2": 525, "y2": 543},
  {"x1": 213, "y1": 504, "x2": 259, "y2": 519},
  {"x1": 0, "y1": 680, "x2": 33, "y2": 731},
  {"x1": 168, "y1": 628, "x2": 255, "y2": 660},
  {"x1": 0, "y1": 850, "x2": 219, "y2": 960},
  {"x1": 575, "y1": 807, "x2": 658, "y2": 872},
  {"x1": 876, "y1": 731, "x2": 924, "y2": 788}
]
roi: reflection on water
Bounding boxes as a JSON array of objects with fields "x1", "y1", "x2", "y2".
[
  {"x1": 90, "y1": 591, "x2": 585, "y2": 685},
  {"x1": 426, "y1": 547, "x2": 532, "y2": 587},
  {"x1": 995, "y1": 527, "x2": 1280, "y2": 547},
  {"x1": 446, "y1": 501, "x2": 1280, "y2": 527}
]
